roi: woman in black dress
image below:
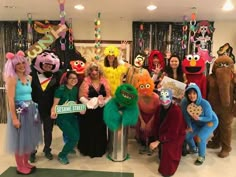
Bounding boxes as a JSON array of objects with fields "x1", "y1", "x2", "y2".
[{"x1": 78, "y1": 62, "x2": 111, "y2": 157}]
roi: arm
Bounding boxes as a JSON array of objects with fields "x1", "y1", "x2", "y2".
[
  {"x1": 180, "y1": 98, "x2": 192, "y2": 129},
  {"x1": 50, "y1": 97, "x2": 60, "y2": 119},
  {"x1": 197, "y1": 101, "x2": 214, "y2": 122},
  {"x1": 6, "y1": 77, "x2": 20, "y2": 128}
]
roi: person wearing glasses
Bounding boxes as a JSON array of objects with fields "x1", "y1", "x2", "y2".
[{"x1": 51, "y1": 70, "x2": 80, "y2": 165}]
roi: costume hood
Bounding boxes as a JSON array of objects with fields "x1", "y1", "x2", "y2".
[
  {"x1": 148, "y1": 50, "x2": 165, "y2": 72},
  {"x1": 185, "y1": 83, "x2": 202, "y2": 105}
]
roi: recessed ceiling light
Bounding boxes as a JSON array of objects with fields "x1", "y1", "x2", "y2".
[
  {"x1": 222, "y1": 0, "x2": 234, "y2": 11},
  {"x1": 147, "y1": 5, "x2": 157, "y2": 11},
  {"x1": 74, "y1": 4, "x2": 85, "y2": 10}
]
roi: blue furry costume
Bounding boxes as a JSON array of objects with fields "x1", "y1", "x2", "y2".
[{"x1": 181, "y1": 83, "x2": 218, "y2": 162}]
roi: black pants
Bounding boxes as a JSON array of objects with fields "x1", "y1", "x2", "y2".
[{"x1": 41, "y1": 115, "x2": 54, "y2": 153}]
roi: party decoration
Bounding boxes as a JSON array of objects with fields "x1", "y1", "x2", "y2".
[
  {"x1": 68, "y1": 18, "x2": 74, "y2": 50},
  {"x1": 34, "y1": 20, "x2": 57, "y2": 34},
  {"x1": 138, "y1": 23, "x2": 144, "y2": 52},
  {"x1": 181, "y1": 15, "x2": 188, "y2": 50},
  {"x1": 25, "y1": 24, "x2": 68, "y2": 60},
  {"x1": 27, "y1": 13, "x2": 33, "y2": 46},
  {"x1": 217, "y1": 43, "x2": 235, "y2": 62},
  {"x1": 195, "y1": 20, "x2": 215, "y2": 63},
  {"x1": 58, "y1": 0, "x2": 66, "y2": 50},
  {"x1": 14, "y1": 20, "x2": 27, "y2": 50},
  {"x1": 94, "y1": 12, "x2": 101, "y2": 60}
]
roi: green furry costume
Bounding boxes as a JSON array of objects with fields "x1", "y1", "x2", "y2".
[{"x1": 104, "y1": 84, "x2": 139, "y2": 131}]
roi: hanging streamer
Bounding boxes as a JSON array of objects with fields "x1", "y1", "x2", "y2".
[
  {"x1": 139, "y1": 23, "x2": 144, "y2": 52},
  {"x1": 94, "y1": 12, "x2": 101, "y2": 60},
  {"x1": 58, "y1": 0, "x2": 66, "y2": 51},
  {"x1": 14, "y1": 20, "x2": 26, "y2": 50},
  {"x1": 27, "y1": 13, "x2": 33, "y2": 46},
  {"x1": 181, "y1": 15, "x2": 188, "y2": 50},
  {"x1": 68, "y1": 18, "x2": 74, "y2": 50}
]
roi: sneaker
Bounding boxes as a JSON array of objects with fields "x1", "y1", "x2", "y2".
[
  {"x1": 194, "y1": 156, "x2": 205, "y2": 165},
  {"x1": 29, "y1": 150, "x2": 37, "y2": 163},
  {"x1": 69, "y1": 149, "x2": 76, "y2": 154},
  {"x1": 189, "y1": 147, "x2": 198, "y2": 154},
  {"x1": 139, "y1": 146, "x2": 147, "y2": 154},
  {"x1": 147, "y1": 149, "x2": 153, "y2": 156},
  {"x1": 45, "y1": 152, "x2": 53, "y2": 160},
  {"x1": 58, "y1": 156, "x2": 69, "y2": 165}
]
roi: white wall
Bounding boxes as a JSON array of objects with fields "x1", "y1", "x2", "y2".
[
  {"x1": 72, "y1": 19, "x2": 236, "y2": 56},
  {"x1": 212, "y1": 21, "x2": 236, "y2": 57}
]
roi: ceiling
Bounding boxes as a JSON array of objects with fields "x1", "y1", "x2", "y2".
[{"x1": 0, "y1": 0, "x2": 235, "y2": 22}]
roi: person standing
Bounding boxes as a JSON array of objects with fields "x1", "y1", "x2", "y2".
[
  {"x1": 78, "y1": 62, "x2": 111, "y2": 157},
  {"x1": 30, "y1": 50, "x2": 61, "y2": 162},
  {"x1": 4, "y1": 51, "x2": 42, "y2": 175}
]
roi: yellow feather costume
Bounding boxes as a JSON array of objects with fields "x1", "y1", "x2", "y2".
[{"x1": 102, "y1": 65, "x2": 127, "y2": 96}]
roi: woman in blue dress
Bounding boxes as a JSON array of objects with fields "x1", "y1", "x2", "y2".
[{"x1": 4, "y1": 51, "x2": 42, "y2": 175}]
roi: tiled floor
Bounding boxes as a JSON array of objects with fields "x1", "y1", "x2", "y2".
[{"x1": 0, "y1": 120, "x2": 235, "y2": 177}]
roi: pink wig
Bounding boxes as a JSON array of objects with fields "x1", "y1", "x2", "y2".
[
  {"x1": 4, "y1": 50, "x2": 31, "y2": 79},
  {"x1": 148, "y1": 50, "x2": 165, "y2": 72}
]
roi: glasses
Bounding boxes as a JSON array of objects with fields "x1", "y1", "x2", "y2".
[{"x1": 68, "y1": 77, "x2": 78, "y2": 80}]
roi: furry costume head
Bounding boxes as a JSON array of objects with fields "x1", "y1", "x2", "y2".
[
  {"x1": 136, "y1": 74, "x2": 154, "y2": 97},
  {"x1": 68, "y1": 51, "x2": 86, "y2": 74},
  {"x1": 182, "y1": 54, "x2": 205, "y2": 74},
  {"x1": 115, "y1": 84, "x2": 138, "y2": 107},
  {"x1": 104, "y1": 45, "x2": 120, "y2": 57},
  {"x1": 134, "y1": 53, "x2": 146, "y2": 68},
  {"x1": 159, "y1": 88, "x2": 173, "y2": 106},
  {"x1": 33, "y1": 50, "x2": 60, "y2": 74},
  {"x1": 212, "y1": 55, "x2": 234, "y2": 75}
]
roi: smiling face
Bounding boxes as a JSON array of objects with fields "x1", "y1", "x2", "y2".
[
  {"x1": 89, "y1": 67, "x2": 99, "y2": 80},
  {"x1": 67, "y1": 73, "x2": 78, "y2": 87},
  {"x1": 169, "y1": 57, "x2": 180, "y2": 69},
  {"x1": 15, "y1": 61, "x2": 26, "y2": 74},
  {"x1": 187, "y1": 89, "x2": 198, "y2": 102}
]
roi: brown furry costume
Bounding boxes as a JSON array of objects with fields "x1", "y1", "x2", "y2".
[{"x1": 207, "y1": 55, "x2": 236, "y2": 158}]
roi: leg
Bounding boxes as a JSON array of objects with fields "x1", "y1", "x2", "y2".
[
  {"x1": 42, "y1": 115, "x2": 54, "y2": 160},
  {"x1": 218, "y1": 113, "x2": 233, "y2": 157},
  {"x1": 57, "y1": 118, "x2": 79, "y2": 164},
  {"x1": 15, "y1": 154, "x2": 31, "y2": 175}
]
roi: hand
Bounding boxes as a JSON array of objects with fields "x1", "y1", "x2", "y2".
[
  {"x1": 152, "y1": 65, "x2": 162, "y2": 75},
  {"x1": 80, "y1": 109, "x2": 86, "y2": 115},
  {"x1": 191, "y1": 114, "x2": 199, "y2": 121},
  {"x1": 12, "y1": 118, "x2": 20, "y2": 129},
  {"x1": 149, "y1": 141, "x2": 160, "y2": 150},
  {"x1": 186, "y1": 127, "x2": 193, "y2": 133},
  {"x1": 51, "y1": 111, "x2": 57, "y2": 119},
  {"x1": 140, "y1": 121, "x2": 146, "y2": 131},
  {"x1": 98, "y1": 95, "x2": 105, "y2": 107}
]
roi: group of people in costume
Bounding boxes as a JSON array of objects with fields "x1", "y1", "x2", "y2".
[{"x1": 3, "y1": 43, "x2": 236, "y2": 177}]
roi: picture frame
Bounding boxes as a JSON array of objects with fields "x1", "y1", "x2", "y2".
[{"x1": 74, "y1": 40, "x2": 132, "y2": 63}]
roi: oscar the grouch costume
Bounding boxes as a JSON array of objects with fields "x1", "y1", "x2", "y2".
[{"x1": 104, "y1": 84, "x2": 139, "y2": 131}]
